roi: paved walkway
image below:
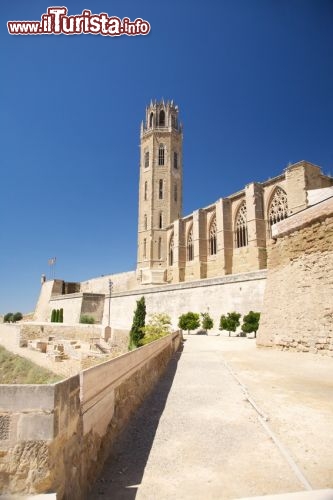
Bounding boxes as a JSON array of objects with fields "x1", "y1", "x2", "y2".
[{"x1": 89, "y1": 336, "x2": 333, "y2": 499}]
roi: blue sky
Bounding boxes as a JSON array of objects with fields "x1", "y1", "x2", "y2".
[{"x1": 1, "y1": 0, "x2": 333, "y2": 314}]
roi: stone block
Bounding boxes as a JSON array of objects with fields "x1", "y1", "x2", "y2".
[{"x1": 17, "y1": 414, "x2": 54, "y2": 441}]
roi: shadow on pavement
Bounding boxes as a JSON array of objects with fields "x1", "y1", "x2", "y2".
[{"x1": 88, "y1": 344, "x2": 184, "y2": 500}]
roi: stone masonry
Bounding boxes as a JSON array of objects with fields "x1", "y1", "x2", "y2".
[{"x1": 257, "y1": 196, "x2": 333, "y2": 354}]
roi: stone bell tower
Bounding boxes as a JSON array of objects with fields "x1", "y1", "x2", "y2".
[{"x1": 137, "y1": 99, "x2": 183, "y2": 284}]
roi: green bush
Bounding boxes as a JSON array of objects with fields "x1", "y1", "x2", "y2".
[
  {"x1": 178, "y1": 312, "x2": 200, "y2": 334},
  {"x1": 4, "y1": 313, "x2": 14, "y2": 323},
  {"x1": 128, "y1": 297, "x2": 146, "y2": 349},
  {"x1": 139, "y1": 313, "x2": 171, "y2": 346},
  {"x1": 241, "y1": 311, "x2": 261, "y2": 338},
  {"x1": 80, "y1": 315, "x2": 95, "y2": 324},
  {"x1": 12, "y1": 312, "x2": 23, "y2": 322},
  {"x1": 201, "y1": 312, "x2": 213, "y2": 333},
  {"x1": 51, "y1": 309, "x2": 56, "y2": 322},
  {"x1": 59, "y1": 308, "x2": 63, "y2": 323},
  {"x1": 219, "y1": 312, "x2": 241, "y2": 337}
]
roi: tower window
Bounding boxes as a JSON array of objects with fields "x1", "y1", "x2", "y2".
[
  {"x1": 171, "y1": 114, "x2": 177, "y2": 129},
  {"x1": 144, "y1": 181, "x2": 148, "y2": 201},
  {"x1": 159, "y1": 110, "x2": 165, "y2": 127},
  {"x1": 158, "y1": 144, "x2": 165, "y2": 166},
  {"x1": 158, "y1": 237, "x2": 162, "y2": 260},
  {"x1": 187, "y1": 227, "x2": 193, "y2": 261},
  {"x1": 235, "y1": 201, "x2": 248, "y2": 248},
  {"x1": 159, "y1": 212, "x2": 163, "y2": 229},
  {"x1": 268, "y1": 187, "x2": 288, "y2": 237},
  {"x1": 174, "y1": 152, "x2": 178, "y2": 169},
  {"x1": 169, "y1": 234, "x2": 174, "y2": 266},
  {"x1": 174, "y1": 184, "x2": 177, "y2": 202},
  {"x1": 159, "y1": 179, "x2": 163, "y2": 199},
  {"x1": 143, "y1": 238, "x2": 147, "y2": 259},
  {"x1": 149, "y1": 112, "x2": 153, "y2": 128},
  {"x1": 144, "y1": 214, "x2": 147, "y2": 230},
  {"x1": 144, "y1": 151, "x2": 149, "y2": 168},
  {"x1": 209, "y1": 216, "x2": 217, "y2": 255}
]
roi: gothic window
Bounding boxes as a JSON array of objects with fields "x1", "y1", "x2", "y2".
[
  {"x1": 174, "y1": 152, "x2": 178, "y2": 169},
  {"x1": 158, "y1": 237, "x2": 162, "y2": 260},
  {"x1": 158, "y1": 144, "x2": 165, "y2": 166},
  {"x1": 159, "y1": 179, "x2": 163, "y2": 199},
  {"x1": 144, "y1": 151, "x2": 149, "y2": 168},
  {"x1": 171, "y1": 114, "x2": 177, "y2": 129},
  {"x1": 159, "y1": 212, "x2": 163, "y2": 229},
  {"x1": 209, "y1": 216, "x2": 217, "y2": 255},
  {"x1": 174, "y1": 184, "x2": 177, "y2": 202},
  {"x1": 159, "y1": 109, "x2": 165, "y2": 127},
  {"x1": 169, "y1": 234, "x2": 174, "y2": 266},
  {"x1": 144, "y1": 181, "x2": 148, "y2": 201},
  {"x1": 187, "y1": 227, "x2": 194, "y2": 261},
  {"x1": 144, "y1": 214, "x2": 147, "y2": 230},
  {"x1": 149, "y1": 112, "x2": 153, "y2": 128},
  {"x1": 268, "y1": 187, "x2": 288, "y2": 234},
  {"x1": 143, "y1": 238, "x2": 147, "y2": 259},
  {"x1": 235, "y1": 201, "x2": 248, "y2": 248}
]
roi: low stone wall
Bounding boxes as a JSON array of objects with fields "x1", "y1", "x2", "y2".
[
  {"x1": 0, "y1": 331, "x2": 182, "y2": 499},
  {"x1": 257, "y1": 197, "x2": 333, "y2": 354},
  {"x1": 18, "y1": 323, "x2": 104, "y2": 346}
]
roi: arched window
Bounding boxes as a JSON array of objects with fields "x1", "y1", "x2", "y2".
[
  {"x1": 158, "y1": 237, "x2": 162, "y2": 260},
  {"x1": 159, "y1": 179, "x2": 163, "y2": 199},
  {"x1": 144, "y1": 151, "x2": 149, "y2": 168},
  {"x1": 268, "y1": 187, "x2": 288, "y2": 234},
  {"x1": 187, "y1": 227, "x2": 194, "y2": 261},
  {"x1": 144, "y1": 214, "x2": 147, "y2": 230},
  {"x1": 169, "y1": 234, "x2": 174, "y2": 266},
  {"x1": 235, "y1": 201, "x2": 248, "y2": 248},
  {"x1": 159, "y1": 212, "x2": 163, "y2": 229},
  {"x1": 174, "y1": 184, "x2": 177, "y2": 202},
  {"x1": 171, "y1": 114, "x2": 177, "y2": 129},
  {"x1": 159, "y1": 109, "x2": 165, "y2": 127},
  {"x1": 158, "y1": 144, "x2": 165, "y2": 166},
  {"x1": 149, "y1": 112, "x2": 153, "y2": 128},
  {"x1": 209, "y1": 216, "x2": 217, "y2": 255},
  {"x1": 144, "y1": 181, "x2": 148, "y2": 201},
  {"x1": 143, "y1": 238, "x2": 147, "y2": 259}
]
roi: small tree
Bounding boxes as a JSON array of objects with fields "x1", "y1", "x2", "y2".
[
  {"x1": 55, "y1": 309, "x2": 60, "y2": 323},
  {"x1": 129, "y1": 296, "x2": 146, "y2": 349},
  {"x1": 12, "y1": 312, "x2": 23, "y2": 322},
  {"x1": 201, "y1": 312, "x2": 214, "y2": 333},
  {"x1": 59, "y1": 308, "x2": 63, "y2": 323},
  {"x1": 178, "y1": 312, "x2": 200, "y2": 335},
  {"x1": 219, "y1": 312, "x2": 241, "y2": 337},
  {"x1": 4, "y1": 313, "x2": 13, "y2": 323},
  {"x1": 241, "y1": 311, "x2": 261, "y2": 338},
  {"x1": 51, "y1": 309, "x2": 56, "y2": 322},
  {"x1": 140, "y1": 313, "x2": 171, "y2": 346}
]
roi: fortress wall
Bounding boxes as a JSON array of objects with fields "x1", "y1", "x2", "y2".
[
  {"x1": 103, "y1": 270, "x2": 267, "y2": 330},
  {"x1": 0, "y1": 331, "x2": 182, "y2": 499},
  {"x1": 257, "y1": 197, "x2": 333, "y2": 354}
]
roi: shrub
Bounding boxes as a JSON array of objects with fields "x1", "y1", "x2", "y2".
[
  {"x1": 178, "y1": 312, "x2": 200, "y2": 334},
  {"x1": 219, "y1": 312, "x2": 241, "y2": 337},
  {"x1": 4, "y1": 313, "x2": 14, "y2": 323},
  {"x1": 128, "y1": 297, "x2": 146, "y2": 349},
  {"x1": 241, "y1": 311, "x2": 261, "y2": 338},
  {"x1": 140, "y1": 313, "x2": 171, "y2": 346},
  {"x1": 59, "y1": 308, "x2": 63, "y2": 323},
  {"x1": 51, "y1": 309, "x2": 56, "y2": 322},
  {"x1": 12, "y1": 312, "x2": 23, "y2": 322},
  {"x1": 201, "y1": 312, "x2": 214, "y2": 333},
  {"x1": 80, "y1": 315, "x2": 95, "y2": 324}
]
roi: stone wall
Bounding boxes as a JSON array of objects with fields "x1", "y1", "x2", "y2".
[
  {"x1": 18, "y1": 323, "x2": 104, "y2": 346},
  {"x1": 0, "y1": 331, "x2": 182, "y2": 499},
  {"x1": 257, "y1": 197, "x2": 333, "y2": 354}
]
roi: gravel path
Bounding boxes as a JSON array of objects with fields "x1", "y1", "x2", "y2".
[{"x1": 88, "y1": 335, "x2": 333, "y2": 499}]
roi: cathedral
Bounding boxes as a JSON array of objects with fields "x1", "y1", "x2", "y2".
[
  {"x1": 34, "y1": 100, "x2": 333, "y2": 326},
  {"x1": 136, "y1": 100, "x2": 333, "y2": 285}
]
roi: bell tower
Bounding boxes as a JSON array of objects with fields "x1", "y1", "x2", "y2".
[{"x1": 137, "y1": 99, "x2": 183, "y2": 284}]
